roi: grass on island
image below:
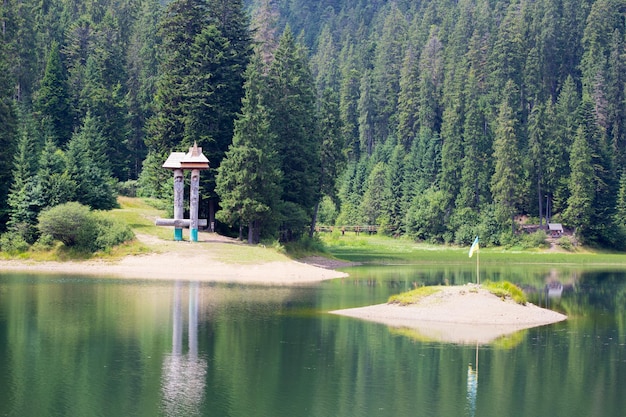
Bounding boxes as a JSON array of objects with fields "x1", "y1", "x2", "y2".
[
  {"x1": 388, "y1": 286, "x2": 442, "y2": 306},
  {"x1": 387, "y1": 280, "x2": 527, "y2": 307},
  {"x1": 482, "y1": 281, "x2": 527, "y2": 304}
]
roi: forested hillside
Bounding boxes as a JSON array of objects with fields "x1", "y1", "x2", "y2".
[{"x1": 1, "y1": 0, "x2": 626, "y2": 248}]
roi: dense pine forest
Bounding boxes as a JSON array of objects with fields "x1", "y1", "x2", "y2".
[{"x1": 1, "y1": 0, "x2": 626, "y2": 249}]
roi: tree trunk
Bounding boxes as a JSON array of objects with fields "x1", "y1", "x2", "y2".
[
  {"x1": 248, "y1": 222, "x2": 254, "y2": 244},
  {"x1": 208, "y1": 198, "x2": 215, "y2": 232},
  {"x1": 309, "y1": 200, "x2": 320, "y2": 238},
  {"x1": 537, "y1": 176, "x2": 543, "y2": 228}
]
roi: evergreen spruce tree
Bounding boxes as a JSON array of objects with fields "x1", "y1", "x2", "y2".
[
  {"x1": 578, "y1": 97, "x2": 617, "y2": 244},
  {"x1": 144, "y1": 0, "x2": 250, "y2": 206},
  {"x1": 358, "y1": 71, "x2": 375, "y2": 156},
  {"x1": 81, "y1": 55, "x2": 129, "y2": 180},
  {"x1": 457, "y1": 44, "x2": 493, "y2": 212},
  {"x1": 266, "y1": 27, "x2": 321, "y2": 240},
  {"x1": 65, "y1": 113, "x2": 117, "y2": 210},
  {"x1": 417, "y1": 28, "x2": 444, "y2": 135},
  {"x1": 383, "y1": 144, "x2": 406, "y2": 235},
  {"x1": 491, "y1": 94, "x2": 522, "y2": 234},
  {"x1": 311, "y1": 25, "x2": 339, "y2": 93},
  {"x1": 563, "y1": 124, "x2": 595, "y2": 241},
  {"x1": 527, "y1": 101, "x2": 547, "y2": 226},
  {"x1": 371, "y1": 4, "x2": 408, "y2": 141},
  {"x1": 34, "y1": 132, "x2": 75, "y2": 208},
  {"x1": 360, "y1": 162, "x2": 389, "y2": 226},
  {"x1": 0, "y1": 44, "x2": 18, "y2": 227},
  {"x1": 143, "y1": 0, "x2": 212, "y2": 197},
  {"x1": 2, "y1": 0, "x2": 38, "y2": 103},
  {"x1": 338, "y1": 43, "x2": 361, "y2": 160},
  {"x1": 34, "y1": 42, "x2": 72, "y2": 145},
  {"x1": 311, "y1": 88, "x2": 345, "y2": 236},
  {"x1": 216, "y1": 55, "x2": 281, "y2": 243},
  {"x1": 615, "y1": 171, "x2": 626, "y2": 228},
  {"x1": 126, "y1": 0, "x2": 161, "y2": 180},
  {"x1": 438, "y1": 53, "x2": 467, "y2": 216},
  {"x1": 551, "y1": 75, "x2": 580, "y2": 212},
  {"x1": 6, "y1": 128, "x2": 40, "y2": 242},
  {"x1": 397, "y1": 44, "x2": 420, "y2": 149}
]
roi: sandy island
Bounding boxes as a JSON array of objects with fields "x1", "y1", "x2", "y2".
[{"x1": 331, "y1": 284, "x2": 567, "y2": 345}]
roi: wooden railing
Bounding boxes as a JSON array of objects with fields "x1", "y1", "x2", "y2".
[{"x1": 315, "y1": 225, "x2": 378, "y2": 235}]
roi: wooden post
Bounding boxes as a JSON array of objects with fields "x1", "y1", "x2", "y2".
[
  {"x1": 173, "y1": 169, "x2": 184, "y2": 241},
  {"x1": 160, "y1": 143, "x2": 209, "y2": 242},
  {"x1": 190, "y1": 169, "x2": 200, "y2": 242}
]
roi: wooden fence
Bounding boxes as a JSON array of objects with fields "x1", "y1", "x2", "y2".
[{"x1": 315, "y1": 225, "x2": 378, "y2": 235}]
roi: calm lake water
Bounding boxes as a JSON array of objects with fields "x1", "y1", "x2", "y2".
[{"x1": 0, "y1": 264, "x2": 625, "y2": 417}]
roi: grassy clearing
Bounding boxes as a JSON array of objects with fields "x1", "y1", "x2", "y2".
[
  {"x1": 319, "y1": 233, "x2": 626, "y2": 266},
  {"x1": 108, "y1": 197, "x2": 172, "y2": 241},
  {"x1": 0, "y1": 197, "x2": 296, "y2": 264},
  {"x1": 387, "y1": 286, "x2": 442, "y2": 305}
]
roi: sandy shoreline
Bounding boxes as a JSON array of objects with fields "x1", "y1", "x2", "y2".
[
  {"x1": 0, "y1": 253, "x2": 348, "y2": 285},
  {"x1": 331, "y1": 284, "x2": 567, "y2": 345},
  {"x1": 0, "y1": 232, "x2": 349, "y2": 285}
]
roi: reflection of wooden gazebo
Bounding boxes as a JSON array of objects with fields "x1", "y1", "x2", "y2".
[
  {"x1": 156, "y1": 143, "x2": 209, "y2": 242},
  {"x1": 548, "y1": 223, "x2": 563, "y2": 238}
]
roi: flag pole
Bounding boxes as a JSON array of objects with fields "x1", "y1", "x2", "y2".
[{"x1": 476, "y1": 246, "x2": 480, "y2": 285}]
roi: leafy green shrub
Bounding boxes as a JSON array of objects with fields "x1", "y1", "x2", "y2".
[
  {"x1": 38, "y1": 202, "x2": 135, "y2": 253},
  {"x1": 117, "y1": 180, "x2": 138, "y2": 197},
  {"x1": 317, "y1": 196, "x2": 338, "y2": 226},
  {"x1": 283, "y1": 235, "x2": 326, "y2": 257},
  {"x1": 557, "y1": 236, "x2": 574, "y2": 251},
  {"x1": 37, "y1": 202, "x2": 99, "y2": 251},
  {"x1": 476, "y1": 204, "x2": 505, "y2": 246},
  {"x1": 31, "y1": 234, "x2": 56, "y2": 251},
  {"x1": 520, "y1": 230, "x2": 548, "y2": 249},
  {"x1": 497, "y1": 231, "x2": 518, "y2": 248},
  {"x1": 94, "y1": 213, "x2": 135, "y2": 250},
  {"x1": 0, "y1": 232, "x2": 30, "y2": 254}
]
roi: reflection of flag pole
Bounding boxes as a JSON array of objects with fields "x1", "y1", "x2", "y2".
[
  {"x1": 475, "y1": 341, "x2": 479, "y2": 374},
  {"x1": 469, "y1": 236, "x2": 480, "y2": 284},
  {"x1": 466, "y1": 342, "x2": 478, "y2": 417}
]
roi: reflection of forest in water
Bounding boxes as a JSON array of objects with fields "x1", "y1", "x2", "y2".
[{"x1": 0, "y1": 268, "x2": 625, "y2": 417}]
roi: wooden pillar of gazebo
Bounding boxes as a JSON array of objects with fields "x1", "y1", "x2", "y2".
[{"x1": 157, "y1": 143, "x2": 209, "y2": 242}]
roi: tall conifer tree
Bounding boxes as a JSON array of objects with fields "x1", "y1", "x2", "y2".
[
  {"x1": 0, "y1": 43, "x2": 18, "y2": 226},
  {"x1": 34, "y1": 42, "x2": 72, "y2": 146},
  {"x1": 491, "y1": 94, "x2": 522, "y2": 233},
  {"x1": 266, "y1": 27, "x2": 321, "y2": 240},
  {"x1": 216, "y1": 55, "x2": 281, "y2": 243}
]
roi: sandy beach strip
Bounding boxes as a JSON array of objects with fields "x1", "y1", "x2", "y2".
[{"x1": 0, "y1": 252, "x2": 348, "y2": 285}]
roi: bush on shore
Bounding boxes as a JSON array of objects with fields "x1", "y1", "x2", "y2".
[{"x1": 37, "y1": 202, "x2": 134, "y2": 253}]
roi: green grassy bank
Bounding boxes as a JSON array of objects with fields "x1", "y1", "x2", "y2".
[
  {"x1": 4, "y1": 196, "x2": 626, "y2": 268},
  {"x1": 319, "y1": 233, "x2": 626, "y2": 267}
]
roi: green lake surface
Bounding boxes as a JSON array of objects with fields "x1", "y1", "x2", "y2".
[{"x1": 0, "y1": 264, "x2": 624, "y2": 417}]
